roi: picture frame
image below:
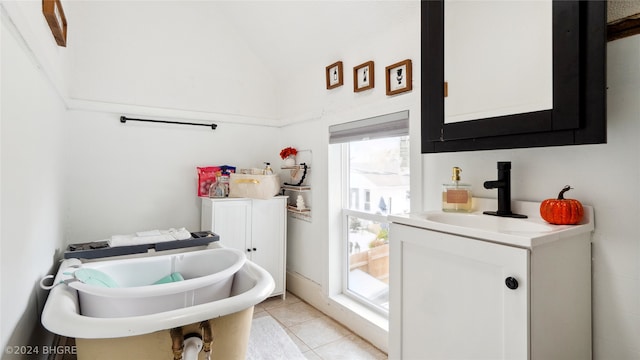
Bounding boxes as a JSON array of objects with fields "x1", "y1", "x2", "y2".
[
  {"x1": 386, "y1": 59, "x2": 412, "y2": 96},
  {"x1": 42, "y1": 0, "x2": 67, "y2": 47},
  {"x1": 326, "y1": 61, "x2": 344, "y2": 89},
  {"x1": 353, "y1": 61, "x2": 375, "y2": 92}
]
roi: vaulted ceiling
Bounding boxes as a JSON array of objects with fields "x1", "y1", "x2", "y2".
[
  {"x1": 66, "y1": 1, "x2": 420, "y2": 124},
  {"x1": 213, "y1": 1, "x2": 418, "y2": 80}
]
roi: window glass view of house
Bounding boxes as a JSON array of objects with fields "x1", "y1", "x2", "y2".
[
  {"x1": 329, "y1": 110, "x2": 410, "y2": 314},
  {"x1": 344, "y1": 135, "x2": 410, "y2": 313},
  {"x1": 348, "y1": 137, "x2": 410, "y2": 214}
]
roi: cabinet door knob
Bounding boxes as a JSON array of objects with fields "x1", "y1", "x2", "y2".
[
  {"x1": 252, "y1": 247, "x2": 257, "y2": 251},
  {"x1": 247, "y1": 248, "x2": 252, "y2": 252},
  {"x1": 505, "y1": 277, "x2": 519, "y2": 290}
]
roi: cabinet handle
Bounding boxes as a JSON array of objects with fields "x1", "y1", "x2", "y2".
[
  {"x1": 505, "y1": 277, "x2": 519, "y2": 290},
  {"x1": 247, "y1": 248, "x2": 252, "y2": 252},
  {"x1": 252, "y1": 247, "x2": 257, "y2": 251}
]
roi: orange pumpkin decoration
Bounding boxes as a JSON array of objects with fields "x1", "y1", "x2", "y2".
[{"x1": 540, "y1": 185, "x2": 584, "y2": 225}]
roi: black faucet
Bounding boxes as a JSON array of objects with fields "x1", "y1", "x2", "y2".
[{"x1": 483, "y1": 162, "x2": 527, "y2": 218}]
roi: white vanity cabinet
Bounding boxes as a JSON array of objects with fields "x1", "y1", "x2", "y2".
[
  {"x1": 201, "y1": 196, "x2": 287, "y2": 297},
  {"x1": 389, "y1": 201, "x2": 593, "y2": 360}
]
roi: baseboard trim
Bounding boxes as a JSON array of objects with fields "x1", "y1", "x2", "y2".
[{"x1": 286, "y1": 271, "x2": 389, "y2": 353}]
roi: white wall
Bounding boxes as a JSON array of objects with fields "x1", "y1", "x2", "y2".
[
  {"x1": 278, "y1": 3, "x2": 422, "y2": 125},
  {"x1": 281, "y1": 1, "x2": 422, "y2": 286},
  {"x1": 60, "y1": 0, "x2": 285, "y2": 243},
  {"x1": 66, "y1": 1, "x2": 279, "y2": 125},
  {"x1": 0, "y1": 0, "x2": 282, "y2": 353},
  {"x1": 421, "y1": 36, "x2": 640, "y2": 359},
  {"x1": 279, "y1": 2, "x2": 422, "y2": 350},
  {"x1": 1, "y1": 8, "x2": 67, "y2": 352},
  {"x1": 64, "y1": 110, "x2": 281, "y2": 243},
  {"x1": 279, "y1": 120, "x2": 325, "y2": 284},
  {"x1": 0, "y1": 1, "x2": 69, "y2": 97},
  {"x1": 280, "y1": 12, "x2": 640, "y2": 360}
]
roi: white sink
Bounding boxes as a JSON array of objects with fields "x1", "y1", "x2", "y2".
[
  {"x1": 425, "y1": 213, "x2": 554, "y2": 233},
  {"x1": 389, "y1": 199, "x2": 594, "y2": 248}
]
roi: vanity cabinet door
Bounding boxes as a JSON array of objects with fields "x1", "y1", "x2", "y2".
[
  {"x1": 249, "y1": 197, "x2": 287, "y2": 296},
  {"x1": 202, "y1": 198, "x2": 252, "y2": 251},
  {"x1": 201, "y1": 197, "x2": 287, "y2": 297},
  {"x1": 390, "y1": 223, "x2": 529, "y2": 359}
]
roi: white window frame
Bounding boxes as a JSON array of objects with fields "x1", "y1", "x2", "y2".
[
  {"x1": 330, "y1": 110, "x2": 410, "y2": 317},
  {"x1": 342, "y1": 209, "x2": 390, "y2": 314}
]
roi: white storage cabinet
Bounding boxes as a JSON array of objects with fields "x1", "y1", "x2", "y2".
[
  {"x1": 201, "y1": 196, "x2": 287, "y2": 298},
  {"x1": 389, "y1": 220, "x2": 592, "y2": 359}
]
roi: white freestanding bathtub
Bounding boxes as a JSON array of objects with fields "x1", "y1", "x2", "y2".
[{"x1": 41, "y1": 244, "x2": 275, "y2": 359}]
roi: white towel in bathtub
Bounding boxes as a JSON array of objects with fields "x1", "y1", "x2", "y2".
[{"x1": 108, "y1": 228, "x2": 192, "y2": 247}]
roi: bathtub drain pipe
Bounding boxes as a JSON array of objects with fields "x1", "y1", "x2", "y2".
[
  {"x1": 170, "y1": 327, "x2": 184, "y2": 360},
  {"x1": 200, "y1": 320, "x2": 213, "y2": 360},
  {"x1": 183, "y1": 334, "x2": 203, "y2": 360}
]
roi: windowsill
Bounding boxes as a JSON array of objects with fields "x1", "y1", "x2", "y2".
[{"x1": 329, "y1": 293, "x2": 389, "y2": 332}]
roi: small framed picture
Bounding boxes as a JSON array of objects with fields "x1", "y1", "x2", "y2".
[
  {"x1": 42, "y1": 0, "x2": 68, "y2": 47},
  {"x1": 326, "y1": 61, "x2": 344, "y2": 89},
  {"x1": 353, "y1": 61, "x2": 375, "y2": 92},
  {"x1": 386, "y1": 59, "x2": 412, "y2": 96}
]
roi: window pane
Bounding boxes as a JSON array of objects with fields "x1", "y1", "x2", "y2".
[
  {"x1": 341, "y1": 133, "x2": 408, "y2": 316},
  {"x1": 347, "y1": 215, "x2": 389, "y2": 311},
  {"x1": 348, "y1": 136, "x2": 410, "y2": 215}
]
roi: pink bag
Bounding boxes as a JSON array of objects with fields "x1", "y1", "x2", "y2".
[{"x1": 197, "y1": 166, "x2": 236, "y2": 196}]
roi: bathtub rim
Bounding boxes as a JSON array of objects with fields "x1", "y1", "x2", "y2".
[{"x1": 41, "y1": 259, "x2": 275, "y2": 339}]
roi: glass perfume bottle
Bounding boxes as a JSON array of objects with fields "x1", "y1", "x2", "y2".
[
  {"x1": 442, "y1": 167, "x2": 473, "y2": 212},
  {"x1": 263, "y1": 162, "x2": 274, "y2": 175}
]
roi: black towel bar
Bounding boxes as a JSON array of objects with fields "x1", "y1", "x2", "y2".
[{"x1": 120, "y1": 116, "x2": 217, "y2": 130}]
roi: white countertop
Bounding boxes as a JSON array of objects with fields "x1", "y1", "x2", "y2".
[{"x1": 388, "y1": 198, "x2": 594, "y2": 249}]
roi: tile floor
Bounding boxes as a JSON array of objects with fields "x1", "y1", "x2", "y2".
[{"x1": 254, "y1": 292, "x2": 388, "y2": 360}]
